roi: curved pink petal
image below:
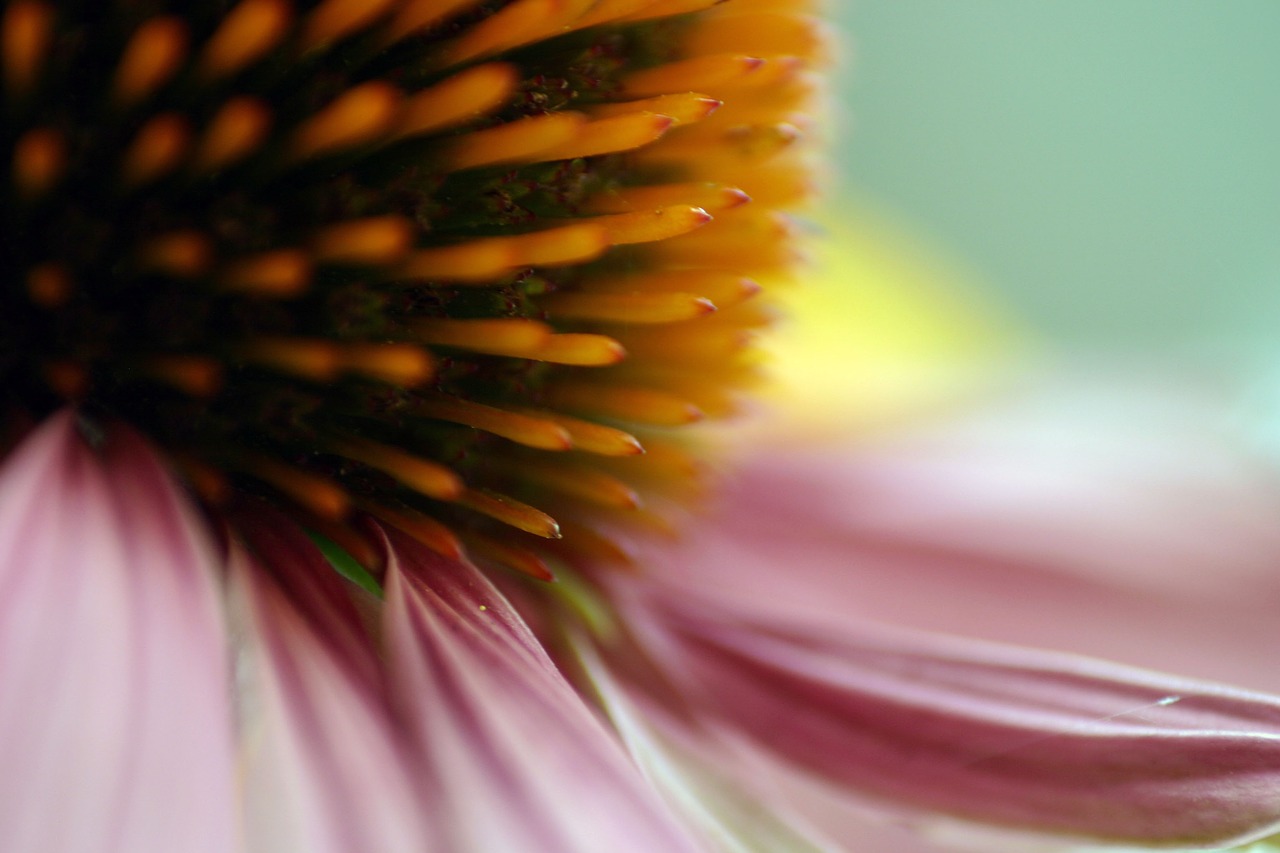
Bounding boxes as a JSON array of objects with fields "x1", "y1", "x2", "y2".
[
  {"x1": 594, "y1": 388, "x2": 1280, "y2": 849},
  {"x1": 0, "y1": 412, "x2": 237, "y2": 852},
  {"x1": 379, "y1": 525, "x2": 701, "y2": 853},
  {"x1": 227, "y1": 541, "x2": 435, "y2": 853},
  {"x1": 625, "y1": 594, "x2": 1280, "y2": 848},
  {"x1": 234, "y1": 504, "x2": 383, "y2": 687},
  {"x1": 578, "y1": 639, "x2": 840, "y2": 853}
]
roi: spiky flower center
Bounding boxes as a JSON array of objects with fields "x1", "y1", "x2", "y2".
[{"x1": 1, "y1": 0, "x2": 818, "y2": 577}]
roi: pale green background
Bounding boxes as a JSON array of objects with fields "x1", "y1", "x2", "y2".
[{"x1": 834, "y1": 1, "x2": 1280, "y2": 356}]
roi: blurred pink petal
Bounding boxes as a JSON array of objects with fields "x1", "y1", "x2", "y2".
[
  {"x1": 629, "y1": 595, "x2": 1280, "y2": 847},
  {"x1": 228, "y1": 537, "x2": 435, "y2": 853},
  {"x1": 380, "y1": 525, "x2": 701, "y2": 853},
  {"x1": 634, "y1": 391, "x2": 1280, "y2": 694},
  {"x1": 0, "y1": 412, "x2": 237, "y2": 853}
]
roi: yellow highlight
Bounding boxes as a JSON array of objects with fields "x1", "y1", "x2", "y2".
[
  {"x1": 198, "y1": 0, "x2": 292, "y2": 80},
  {"x1": 763, "y1": 208, "x2": 1025, "y2": 434},
  {"x1": 113, "y1": 17, "x2": 188, "y2": 105},
  {"x1": 194, "y1": 98, "x2": 272, "y2": 172},
  {"x1": 290, "y1": 82, "x2": 401, "y2": 161}
]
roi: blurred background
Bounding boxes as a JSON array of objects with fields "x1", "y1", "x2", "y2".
[{"x1": 830, "y1": 0, "x2": 1280, "y2": 364}]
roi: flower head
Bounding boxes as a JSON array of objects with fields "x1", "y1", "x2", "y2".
[
  {"x1": 1, "y1": 0, "x2": 815, "y2": 564},
  {"x1": 5, "y1": 3, "x2": 1280, "y2": 853}
]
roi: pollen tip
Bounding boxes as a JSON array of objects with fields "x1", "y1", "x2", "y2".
[
  {"x1": 42, "y1": 361, "x2": 88, "y2": 400},
  {"x1": 25, "y1": 264, "x2": 72, "y2": 308},
  {"x1": 724, "y1": 187, "x2": 752, "y2": 207},
  {"x1": 551, "y1": 429, "x2": 576, "y2": 450}
]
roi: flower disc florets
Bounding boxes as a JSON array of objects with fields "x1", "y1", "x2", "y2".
[{"x1": 1, "y1": 0, "x2": 820, "y2": 576}]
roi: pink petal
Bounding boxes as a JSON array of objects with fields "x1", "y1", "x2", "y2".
[
  {"x1": 628, "y1": 389, "x2": 1280, "y2": 695},
  {"x1": 0, "y1": 412, "x2": 237, "y2": 852},
  {"x1": 379, "y1": 525, "x2": 701, "y2": 853},
  {"x1": 578, "y1": 639, "x2": 839, "y2": 853},
  {"x1": 632, "y1": 597, "x2": 1280, "y2": 848},
  {"x1": 227, "y1": 540, "x2": 435, "y2": 853},
  {"x1": 234, "y1": 503, "x2": 383, "y2": 686}
]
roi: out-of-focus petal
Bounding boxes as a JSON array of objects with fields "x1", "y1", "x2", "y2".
[
  {"x1": 631, "y1": 387, "x2": 1280, "y2": 695},
  {"x1": 631, "y1": 597, "x2": 1280, "y2": 849},
  {"x1": 0, "y1": 412, "x2": 237, "y2": 852},
  {"x1": 228, "y1": 541, "x2": 434, "y2": 853},
  {"x1": 379, "y1": 525, "x2": 701, "y2": 853}
]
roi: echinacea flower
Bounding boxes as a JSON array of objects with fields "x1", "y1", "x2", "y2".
[{"x1": 4, "y1": 2, "x2": 1280, "y2": 852}]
